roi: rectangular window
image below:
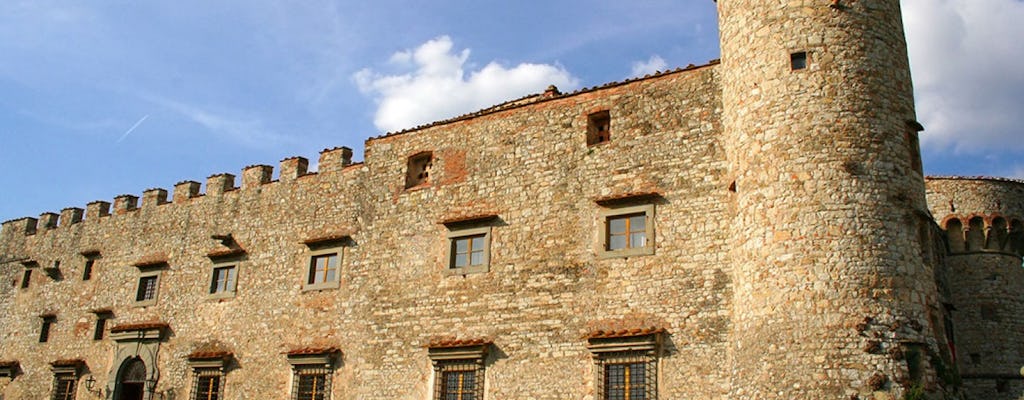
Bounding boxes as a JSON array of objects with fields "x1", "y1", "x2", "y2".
[
  {"x1": 292, "y1": 367, "x2": 332, "y2": 400},
  {"x1": 451, "y1": 235, "x2": 486, "y2": 268},
  {"x1": 82, "y1": 260, "x2": 94, "y2": 281},
  {"x1": 607, "y1": 213, "x2": 646, "y2": 251},
  {"x1": 405, "y1": 151, "x2": 434, "y2": 189},
  {"x1": 429, "y1": 343, "x2": 488, "y2": 400},
  {"x1": 209, "y1": 265, "x2": 237, "y2": 295},
  {"x1": 587, "y1": 110, "x2": 612, "y2": 146},
  {"x1": 192, "y1": 370, "x2": 224, "y2": 400},
  {"x1": 604, "y1": 362, "x2": 646, "y2": 400},
  {"x1": 21, "y1": 269, "x2": 31, "y2": 289},
  {"x1": 135, "y1": 274, "x2": 160, "y2": 305},
  {"x1": 588, "y1": 330, "x2": 662, "y2": 400},
  {"x1": 92, "y1": 313, "x2": 110, "y2": 341},
  {"x1": 308, "y1": 254, "x2": 337, "y2": 285},
  {"x1": 445, "y1": 226, "x2": 492, "y2": 275},
  {"x1": 40, "y1": 316, "x2": 55, "y2": 343},
  {"x1": 51, "y1": 372, "x2": 77, "y2": 400},
  {"x1": 440, "y1": 366, "x2": 478, "y2": 400},
  {"x1": 599, "y1": 204, "x2": 655, "y2": 258}
]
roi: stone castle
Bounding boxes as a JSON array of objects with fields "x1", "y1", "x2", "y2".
[{"x1": 2, "y1": 1, "x2": 1023, "y2": 399}]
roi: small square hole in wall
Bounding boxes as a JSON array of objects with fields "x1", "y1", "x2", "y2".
[
  {"x1": 405, "y1": 151, "x2": 433, "y2": 189},
  {"x1": 791, "y1": 51, "x2": 808, "y2": 70},
  {"x1": 587, "y1": 110, "x2": 611, "y2": 146}
]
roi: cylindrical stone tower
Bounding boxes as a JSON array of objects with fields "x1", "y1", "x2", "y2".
[{"x1": 718, "y1": 1, "x2": 938, "y2": 397}]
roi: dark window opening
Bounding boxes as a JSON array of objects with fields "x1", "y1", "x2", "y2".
[
  {"x1": 93, "y1": 315, "x2": 109, "y2": 341},
  {"x1": 791, "y1": 51, "x2": 808, "y2": 70},
  {"x1": 587, "y1": 110, "x2": 612, "y2": 146},
  {"x1": 405, "y1": 152, "x2": 433, "y2": 189},
  {"x1": 21, "y1": 269, "x2": 31, "y2": 289},
  {"x1": 40, "y1": 316, "x2": 55, "y2": 343},
  {"x1": 82, "y1": 260, "x2": 94, "y2": 281}
]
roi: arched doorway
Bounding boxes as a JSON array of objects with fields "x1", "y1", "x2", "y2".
[{"x1": 115, "y1": 358, "x2": 147, "y2": 400}]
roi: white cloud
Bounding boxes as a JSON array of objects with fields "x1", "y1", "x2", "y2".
[
  {"x1": 630, "y1": 55, "x2": 668, "y2": 78},
  {"x1": 354, "y1": 36, "x2": 578, "y2": 133},
  {"x1": 903, "y1": 0, "x2": 1024, "y2": 154}
]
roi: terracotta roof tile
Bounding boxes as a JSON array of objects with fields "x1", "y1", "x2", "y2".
[
  {"x1": 587, "y1": 326, "x2": 666, "y2": 339},
  {"x1": 50, "y1": 359, "x2": 86, "y2": 368},
  {"x1": 593, "y1": 191, "x2": 663, "y2": 205},
  {"x1": 440, "y1": 213, "x2": 499, "y2": 225},
  {"x1": 286, "y1": 347, "x2": 340, "y2": 356},
  {"x1": 133, "y1": 253, "x2": 168, "y2": 267},
  {"x1": 110, "y1": 322, "x2": 170, "y2": 333},
  {"x1": 301, "y1": 230, "x2": 355, "y2": 245},
  {"x1": 188, "y1": 351, "x2": 233, "y2": 361},
  {"x1": 427, "y1": 338, "x2": 492, "y2": 349},
  {"x1": 206, "y1": 247, "x2": 246, "y2": 258}
]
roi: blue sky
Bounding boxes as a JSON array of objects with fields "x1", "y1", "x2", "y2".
[{"x1": 1, "y1": 1, "x2": 1022, "y2": 223}]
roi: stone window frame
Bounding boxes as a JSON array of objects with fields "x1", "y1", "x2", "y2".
[
  {"x1": 207, "y1": 261, "x2": 239, "y2": 300},
  {"x1": 428, "y1": 343, "x2": 488, "y2": 400},
  {"x1": 302, "y1": 243, "x2": 343, "y2": 292},
  {"x1": 134, "y1": 270, "x2": 162, "y2": 307},
  {"x1": 587, "y1": 332, "x2": 663, "y2": 400},
  {"x1": 445, "y1": 226, "x2": 492, "y2": 276},
  {"x1": 287, "y1": 351, "x2": 338, "y2": 400},
  {"x1": 50, "y1": 366, "x2": 80, "y2": 400},
  {"x1": 598, "y1": 203, "x2": 656, "y2": 259}
]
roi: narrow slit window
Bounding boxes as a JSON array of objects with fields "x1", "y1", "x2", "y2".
[
  {"x1": 93, "y1": 314, "x2": 109, "y2": 341},
  {"x1": 21, "y1": 269, "x2": 31, "y2": 289},
  {"x1": 82, "y1": 260, "x2": 94, "y2": 281},
  {"x1": 40, "y1": 316, "x2": 55, "y2": 343}
]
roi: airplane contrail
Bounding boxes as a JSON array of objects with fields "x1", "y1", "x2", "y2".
[{"x1": 117, "y1": 115, "x2": 149, "y2": 143}]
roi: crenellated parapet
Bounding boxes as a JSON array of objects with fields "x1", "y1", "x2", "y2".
[
  {"x1": 0, "y1": 146, "x2": 356, "y2": 238},
  {"x1": 926, "y1": 176, "x2": 1024, "y2": 258}
]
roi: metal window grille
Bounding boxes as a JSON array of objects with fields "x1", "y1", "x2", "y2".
[
  {"x1": 136, "y1": 276, "x2": 158, "y2": 301},
  {"x1": 433, "y1": 361, "x2": 483, "y2": 400},
  {"x1": 191, "y1": 369, "x2": 224, "y2": 400},
  {"x1": 51, "y1": 372, "x2": 77, "y2": 400},
  {"x1": 596, "y1": 351, "x2": 656, "y2": 400},
  {"x1": 292, "y1": 366, "x2": 332, "y2": 400}
]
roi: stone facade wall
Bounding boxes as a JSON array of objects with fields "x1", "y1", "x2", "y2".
[{"x1": 1, "y1": 65, "x2": 736, "y2": 399}]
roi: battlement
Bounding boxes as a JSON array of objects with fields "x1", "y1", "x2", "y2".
[
  {"x1": 0, "y1": 146, "x2": 355, "y2": 237},
  {"x1": 940, "y1": 213, "x2": 1024, "y2": 257}
]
